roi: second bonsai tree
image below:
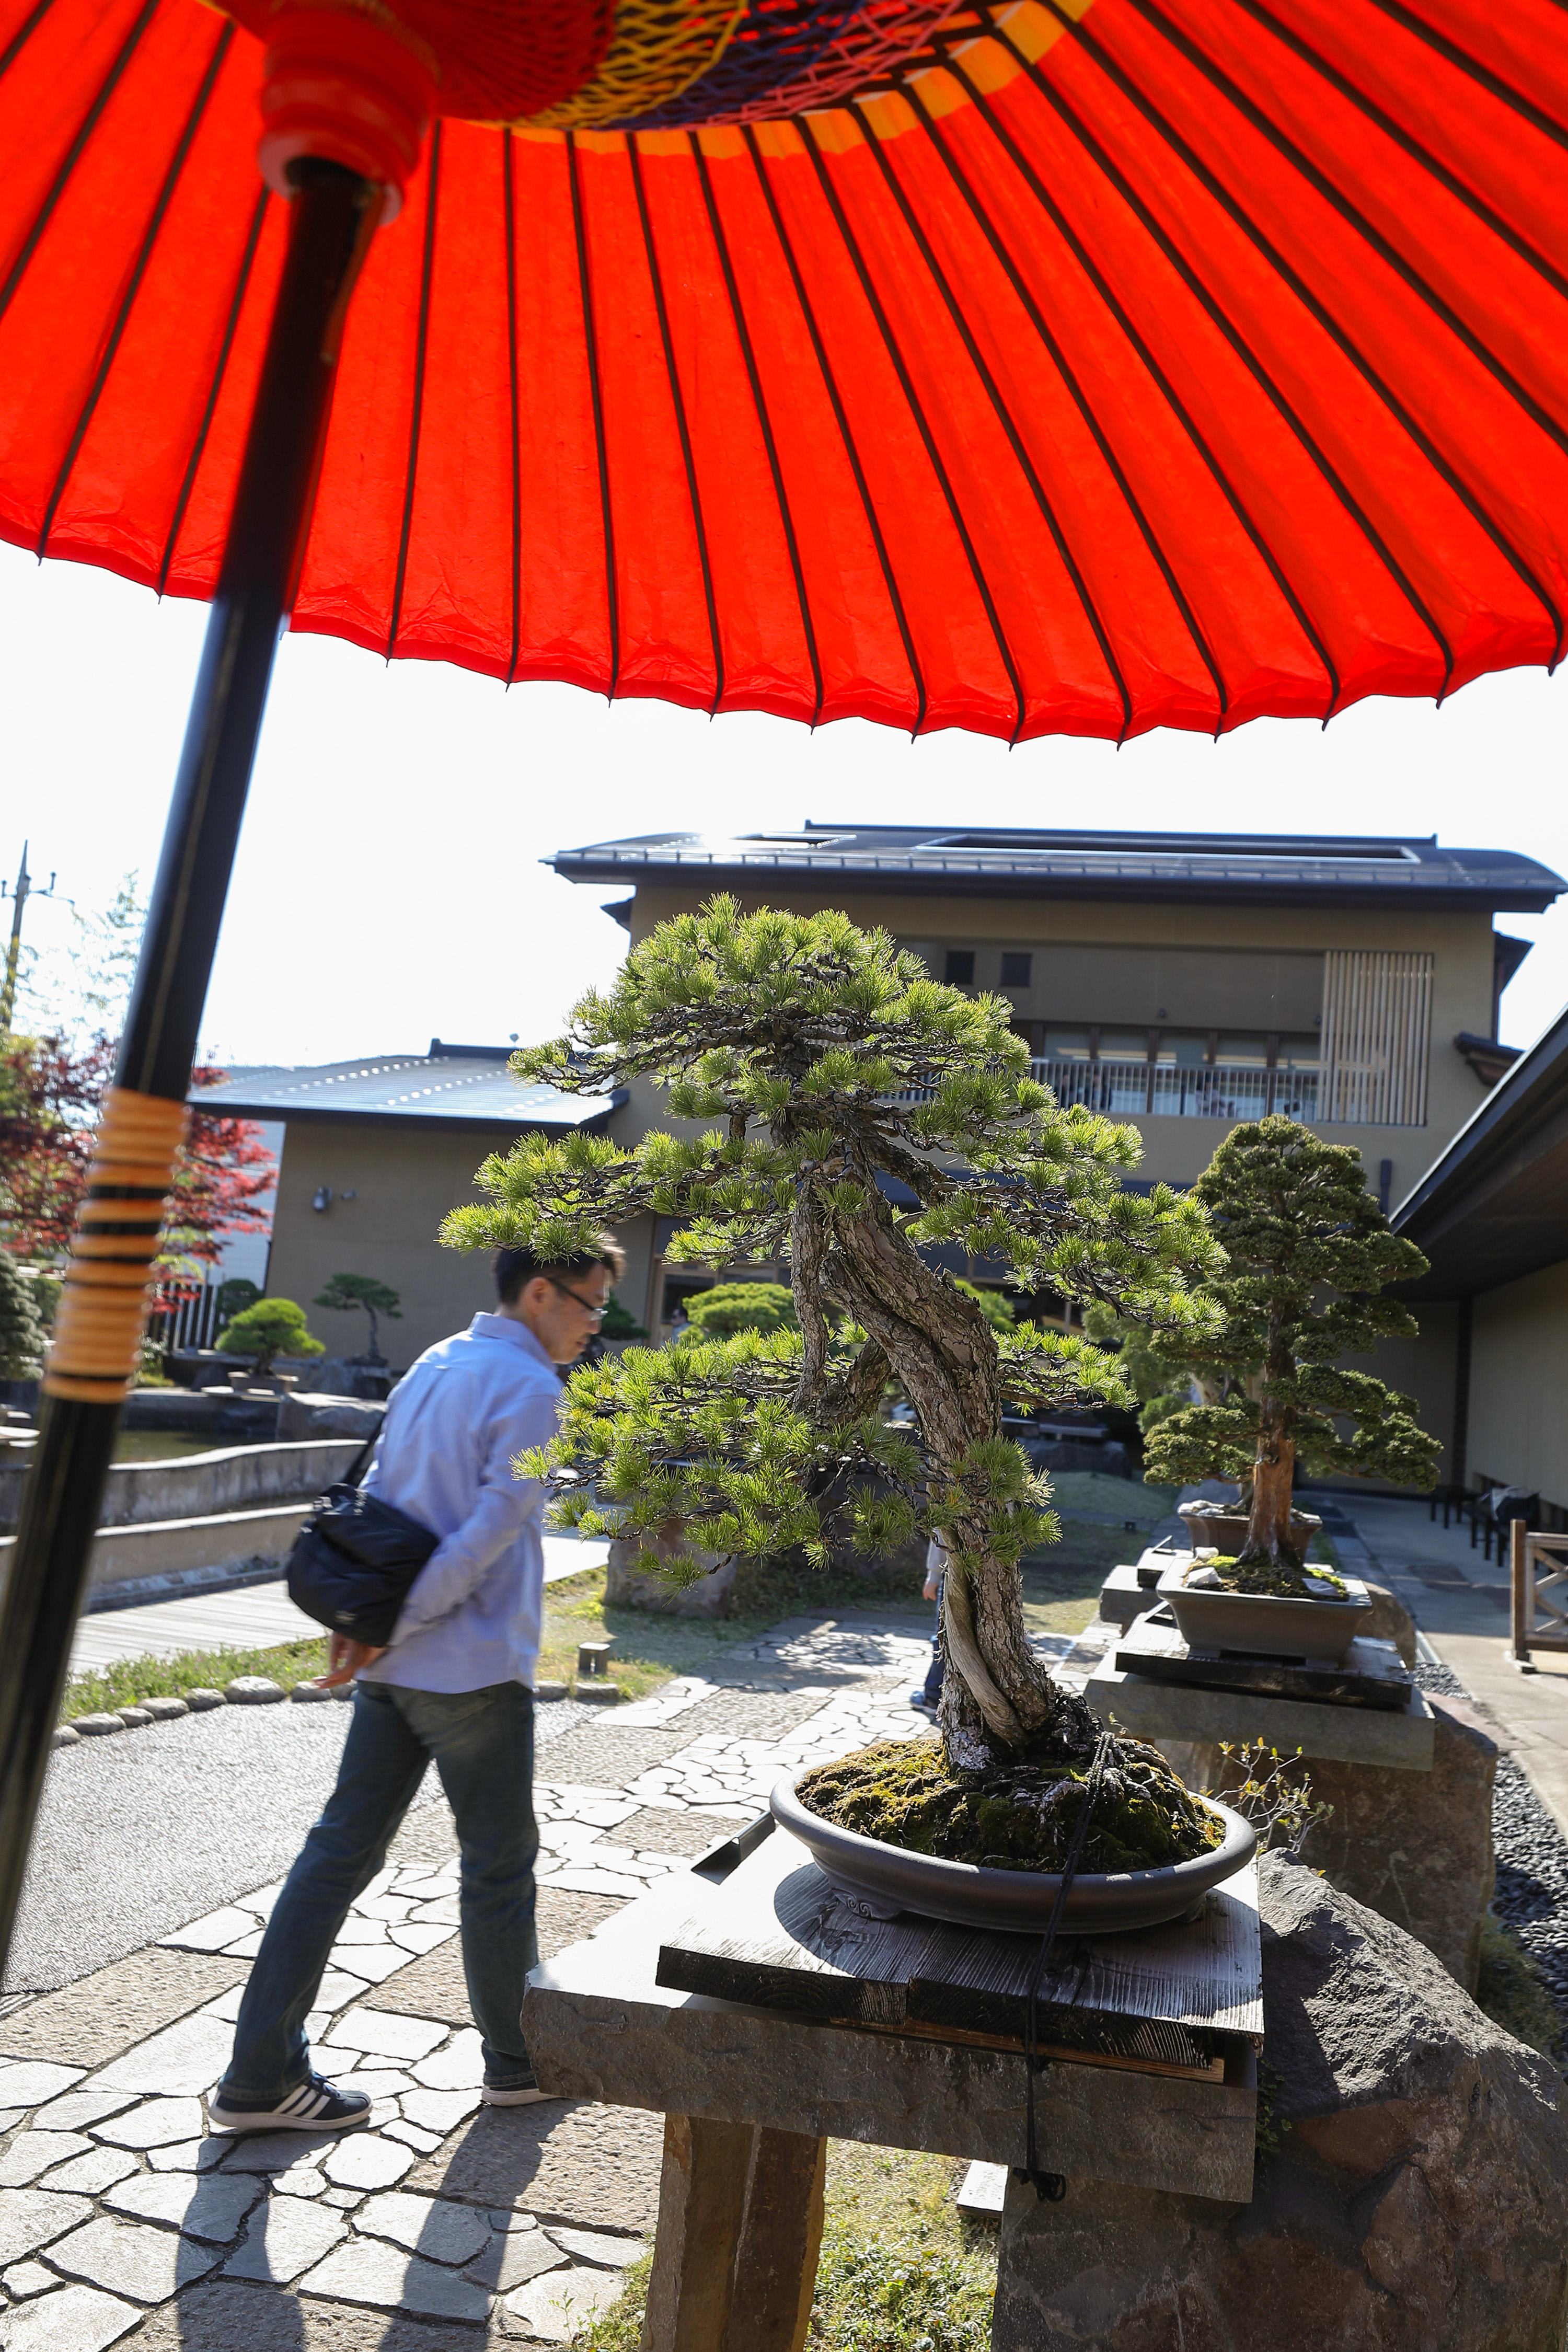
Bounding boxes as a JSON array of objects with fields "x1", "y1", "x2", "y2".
[
  {"x1": 442, "y1": 899, "x2": 1227, "y2": 1877},
  {"x1": 1142, "y1": 1116, "x2": 1440, "y2": 1593}
]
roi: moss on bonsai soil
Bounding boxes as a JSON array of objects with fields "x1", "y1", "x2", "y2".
[
  {"x1": 797, "y1": 1735, "x2": 1223, "y2": 1876},
  {"x1": 1194, "y1": 1555, "x2": 1348, "y2": 1601}
]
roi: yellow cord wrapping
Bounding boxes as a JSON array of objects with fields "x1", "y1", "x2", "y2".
[{"x1": 43, "y1": 1088, "x2": 187, "y2": 1405}]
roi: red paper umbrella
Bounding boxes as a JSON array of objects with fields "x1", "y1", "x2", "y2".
[
  {"x1": 2, "y1": 0, "x2": 1566, "y2": 744},
  {"x1": 1, "y1": 0, "x2": 1565, "y2": 1966}
]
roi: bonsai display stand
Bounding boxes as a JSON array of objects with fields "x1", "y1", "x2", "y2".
[
  {"x1": 1115, "y1": 1606, "x2": 1416, "y2": 1711},
  {"x1": 524, "y1": 1818, "x2": 1261, "y2": 2350},
  {"x1": 1086, "y1": 1616, "x2": 1435, "y2": 1770}
]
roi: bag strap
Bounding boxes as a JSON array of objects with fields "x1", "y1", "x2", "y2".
[{"x1": 341, "y1": 1426, "x2": 380, "y2": 1490}]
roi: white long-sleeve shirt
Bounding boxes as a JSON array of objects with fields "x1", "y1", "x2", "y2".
[{"x1": 357, "y1": 1312, "x2": 562, "y2": 1694}]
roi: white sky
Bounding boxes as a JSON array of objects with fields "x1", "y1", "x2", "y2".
[{"x1": 6, "y1": 534, "x2": 1568, "y2": 1070}]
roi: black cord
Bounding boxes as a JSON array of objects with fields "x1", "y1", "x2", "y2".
[{"x1": 1016, "y1": 1729, "x2": 1112, "y2": 2202}]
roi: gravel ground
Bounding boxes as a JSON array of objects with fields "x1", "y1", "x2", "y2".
[
  {"x1": 4, "y1": 1692, "x2": 603, "y2": 1996},
  {"x1": 1415, "y1": 1659, "x2": 1568, "y2": 2032}
]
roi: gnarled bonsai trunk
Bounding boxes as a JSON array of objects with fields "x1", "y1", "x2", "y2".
[
  {"x1": 1240, "y1": 1321, "x2": 1302, "y2": 1567},
  {"x1": 793, "y1": 1166, "x2": 1092, "y2": 1773}
]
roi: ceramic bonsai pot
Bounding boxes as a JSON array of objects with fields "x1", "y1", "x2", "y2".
[
  {"x1": 1156, "y1": 1559, "x2": 1372, "y2": 1665},
  {"x1": 770, "y1": 1771, "x2": 1257, "y2": 1934},
  {"x1": 1178, "y1": 1501, "x2": 1321, "y2": 1555}
]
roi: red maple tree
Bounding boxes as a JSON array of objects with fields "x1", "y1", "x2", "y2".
[{"x1": 0, "y1": 1032, "x2": 275, "y2": 1300}]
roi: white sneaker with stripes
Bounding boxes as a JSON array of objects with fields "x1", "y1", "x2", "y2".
[{"x1": 207, "y1": 2072, "x2": 372, "y2": 2134}]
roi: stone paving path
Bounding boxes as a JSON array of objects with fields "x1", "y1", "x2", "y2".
[{"x1": 0, "y1": 1612, "x2": 946, "y2": 2348}]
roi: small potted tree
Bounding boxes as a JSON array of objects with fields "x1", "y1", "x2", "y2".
[
  {"x1": 314, "y1": 1273, "x2": 402, "y2": 1366},
  {"x1": 1143, "y1": 1116, "x2": 1440, "y2": 1664},
  {"x1": 442, "y1": 900, "x2": 1255, "y2": 1933},
  {"x1": 215, "y1": 1297, "x2": 325, "y2": 1390}
]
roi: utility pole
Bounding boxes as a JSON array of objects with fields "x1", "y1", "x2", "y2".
[{"x1": 0, "y1": 846, "x2": 61, "y2": 1036}]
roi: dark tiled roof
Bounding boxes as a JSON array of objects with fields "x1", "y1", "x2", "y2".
[
  {"x1": 190, "y1": 1051, "x2": 622, "y2": 1133},
  {"x1": 548, "y1": 826, "x2": 1564, "y2": 912},
  {"x1": 1394, "y1": 1008, "x2": 1568, "y2": 1296}
]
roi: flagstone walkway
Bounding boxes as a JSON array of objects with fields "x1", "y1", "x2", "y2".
[{"x1": 0, "y1": 1612, "x2": 938, "y2": 2348}]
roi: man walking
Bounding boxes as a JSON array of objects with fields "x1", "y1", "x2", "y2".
[{"x1": 208, "y1": 1237, "x2": 621, "y2": 2134}]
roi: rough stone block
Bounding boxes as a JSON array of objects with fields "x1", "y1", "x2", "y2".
[
  {"x1": 468, "y1": 2229, "x2": 567, "y2": 2293},
  {"x1": 989, "y1": 1851, "x2": 1568, "y2": 2352},
  {"x1": 141, "y1": 1697, "x2": 189, "y2": 1722},
  {"x1": 88, "y1": 2009, "x2": 234, "y2": 2098},
  {"x1": 352, "y1": 2189, "x2": 492, "y2": 2265},
  {"x1": 0, "y1": 2063, "x2": 83, "y2": 2108},
  {"x1": 1361, "y1": 1578, "x2": 1418, "y2": 1667},
  {"x1": 1, "y1": 1950, "x2": 246, "y2": 2073},
  {"x1": 222, "y1": 2197, "x2": 347, "y2": 2282},
  {"x1": 115, "y1": 1708, "x2": 154, "y2": 1730},
  {"x1": 0, "y1": 2134, "x2": 91, "y2": 2187},
  {"x1": 31, "y1": 2092, "x2": 136, "y2": 2134},
  {"x1": 223, "y1": 1677, "x2": 286, "y2": 1705},
  {"x1": 607, "y1": 1534, "x2": 736, "y2": 1618},
  {"x1": 72, "y1": 1715, "x2": 126, "y2": 1738},
  {"x1": 505, "y1": 2264, "x2": 625, "y2": 2342},
  {"x1": 0, "y1": 2189, "x2": 94, "y2": 2264},
  {"x1": 297, "y1": 2234, "x2": 494, "y2": 2321},
  {"x1": 146, "y1": 2138, "x2": 229, "y2": 2174},
  {"x1": 320, "y1": 2134, "x2": 413, "y2": 2192},
  {"x1": 101, "y1": 2170, "x2": 261, "y2": 2243},
  {"x1": 0, "y1": 2259, "x2": 56, "y2": 2298},
  {"x1": 45, "y1": 2214, "x2": 222, "y2": 2302},
  {"x1": 93, "y1": 2095, "x2": 206, "y2": 2149},
  {"x1": 397, "y1": 2088, "x2": 482, "y2": 2137},
  {"x1": 407, "y1": 2102, "x2": 665, "y2": 2234},
  {"x1": 33, "y1": 2147, "x2": 139, "y2": 2196},
  {"x1": 183, "y1": 1690, "x2": 227, "y2": 1712},
  {"x1": 0, "y1": 2282, "x2": 141, "y2": 2350}
]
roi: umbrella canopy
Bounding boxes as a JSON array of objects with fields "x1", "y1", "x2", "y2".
[{"x1": 1, "y1": 0, "x2": 1565, "y2": 745}]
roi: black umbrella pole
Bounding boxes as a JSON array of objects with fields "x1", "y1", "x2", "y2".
[{"x1": 0, "y1": 159, "x2": 379, "y2": 1975}]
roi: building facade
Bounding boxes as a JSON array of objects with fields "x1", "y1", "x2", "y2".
[{"x1": 550, "y1": 826, "x2": 1561, "y2": 1342}]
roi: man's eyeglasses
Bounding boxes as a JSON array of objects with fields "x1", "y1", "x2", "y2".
[{"x1": 544, "y1": 1275, "x2": 607, "y2": 1322}]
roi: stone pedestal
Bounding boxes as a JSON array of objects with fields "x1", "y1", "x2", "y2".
[
  {"x1": 990, "y1": 1854, "x2": 1568, "y2": 2352},
  {"x1": 606, "y1": 1533, "x2": 737, "y2": 1617},
  {"x1": 1156, "y1": 1693, "x2": 1496, "y2": 1991}
]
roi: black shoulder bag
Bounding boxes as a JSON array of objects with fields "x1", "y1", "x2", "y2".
[{"x1": 286, "y1": 1429, "x2": 440, "y2": 1648}]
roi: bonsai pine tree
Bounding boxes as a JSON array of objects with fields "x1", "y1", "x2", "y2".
[
  {"x1": 1143, "y1": 1116, "x2": 1440, "y2": 1577},
  {"x1": 442, "y1": 902, "x2": 1221, "y2": 1830},
  {"x1": 0, "y1": 1255, "x2": 44, "y2": 1379},
  {"x1": 683, "y1": 1281, "x2": 799, "y2": 1339},
  {"x1": 215, "y1": 1297, "x2": 324, "y2": 1377},
  {"x1": 314, "y1": 1273, "x2": 402, "y2": 1363}
]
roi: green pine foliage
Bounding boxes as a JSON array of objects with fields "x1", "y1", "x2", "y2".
[
  {"x1": 1143, "y1": 1117, "x2": 1440, "y2": 1527},
  {"x1": 215, "y1": 1297, "x2": 324, "y2": 1373},
  {"x1": 682, "y1": 1280, "x2": 799, "y2": 1338},
  {"x1": 0, "y1": 1253, "x2": 45, "y2": 1378},
  {"x1": 441, "y1": 902, "x2": 1219, "y2": 1732},
  {"x1": 600, "y1": 1293, "x2": 648, "y2": 1340}
]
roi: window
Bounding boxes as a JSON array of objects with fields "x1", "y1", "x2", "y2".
[
  {"x1": 1320, "y1": 951, "x2": 1433, "y2": 1125},
  {"x1": 1000, "y1": 951, "x2": 1032, "y2": 987},
  {"x1": 944, "y1": 949, "x2": 976, "y2": 985}
]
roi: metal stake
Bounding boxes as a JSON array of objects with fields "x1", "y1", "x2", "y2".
[{"x1": 0, "y1": 159, "x2": 378, "y2": 1975}]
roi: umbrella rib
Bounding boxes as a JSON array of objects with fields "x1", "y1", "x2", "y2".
[
  {"x1": 37, "y1": 19, "x2": 233, "y2": 562},
  {"x1": 504, "y1": 131, "x2": 523, "y2": 686},
  {"x1": 853, "y1": 97, "x2": 1133, "y2": 742},
  {"x1": 157, "y1": 182, "x2": 269, "y2": 601},
  {"x1": 0, "y1": 0, "x2": 158, "y2": 329},
  {"x1": 1355, "y1": 0, "x2": 1568, "y2": 152},
  {"x1": 739, "y1": 123, "x2": 927, "y2": 735},
  {"x1": 952, "y1": 59, "x2": 1339, "y2": 717},
  {"x1": 690, "y1": 134, "x2": 825, "y2": 729},
  {"x1": 567, "y1": 132, "x2": 621, "y2": 699},
  {"x1": 628, "y1": 135, "x2": 725, "y2": 717},
  {"x1": 1045, "y1": 2, "x2": 1566, "y2": 666},
  {"x1": 1003, "y1": 22, "x2": 1457, "y2": 693},
  {"x1": 1107, "y1": 0, "x2": 1568, "y2": 647},
  {"x1": 916, "y1": 82, "x2": 1228, "y2": 735},
  {"x1": 1211, "y1": 0, "x2": 1568, "y2": 305},
  {"x1": 800, "y1": 113, "x2": 1028, "y2": 745},
  {"x1": 388, "y1": 119, "x2": 441, "y2": 663},
  {"x1": 0, "y1": 0, "x2": 57, "y2": 88}
]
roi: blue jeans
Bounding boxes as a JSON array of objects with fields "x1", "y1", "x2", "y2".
[
  {"x1": 923, "y1": 1577, "x2": 946, "y2": 1707},
  {"x1": 220, "y1": 1679, "x2": 539, "y2": 2104}
]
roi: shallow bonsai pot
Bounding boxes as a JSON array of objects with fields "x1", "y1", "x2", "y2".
[
  {"x1": 1157, "y1": 1561, "x2": 1371, "y2": 1665},
  {"x1": 770, "y1": 1771, "x2": 1256, "y2": 1935},
  {"x1": 1177, "y1": 1503, "x2": 1321, "y2": 1555}
]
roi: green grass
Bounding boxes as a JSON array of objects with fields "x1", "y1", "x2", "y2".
[
  {"x1": 63, "y1": 1636, "x2": 331, "y2": 1721},
  {"x1": 569, "y1": 2145, "x2": 997, "y2": 2349},
  {"x1": 1475, "y1": 1915, "x2": 1563, "y2": 2062},
  {"x1": 1046, "y1": 1470, "x2": 1180, "y2": 1524}
]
